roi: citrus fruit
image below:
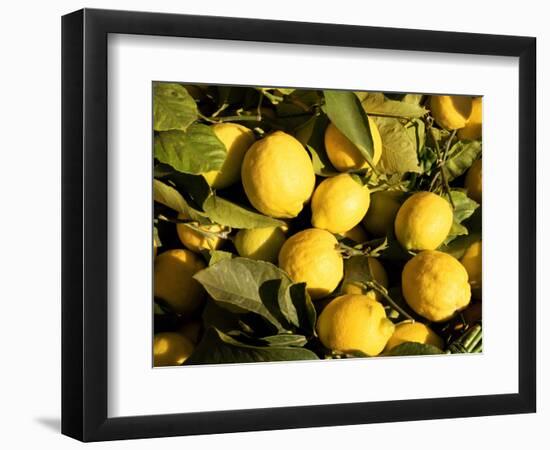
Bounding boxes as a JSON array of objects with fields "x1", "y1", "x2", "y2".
[
  {"x1": 430, "y1": 95, "x2": 472, "y2": 130},
  {"x1": 457, "y1": 97, "x2": 482, "y2": 140},
  {"x1": 341, "y1": 224, "x2": 368, "y2": 243},
  {"x1": 465, "y1": 158, "x2": 482, "y2": 203},
  {"x1": 278, "y1": 228, "x2": 343, "y2": 299},
  {"x1": 241, "y1": 131, "x2": 315, "y2": 218},
  {"x1": 202, "y1": 123, "x2": 255, "y2": 189},
  {"x1": 385, "y1": 321, "x2": 443, "y2": 351},
  {"x1": 402, "y1": 250, "x2": 471, "y2": 322},
  {"x1": 153, "y1": 332, "x2": 195, "y2": 366},
  {"x1": 342, "y1": 257, "x2": 388, "y2": 300},
  {"x1": 324, "y1": 119, "x2": 382, "y2": 172},
  {"x1": 394, "y1": 191, "x2": 453, "y2": 251},
  {"x1": 311, "y1": 174, "x2": 370, "y2": 234},
  {"x1": 317, "y1": 294, "x2": 395, "y2": 356},
  {"x1": 461, "y1": 240, "x2": 482, "y2": 299},
  {"x1": 176, "y1": 213, "x2": 224, "y2": 252},
  {"x1": 234, "y1": 226, "x2": 286, "y2": 263},
  {"x1": 363, "y1": 190, "x2": 403, "y2": 237},
  {"x1": 154, "y1": 249, "x2": 206, "y2": 314}
]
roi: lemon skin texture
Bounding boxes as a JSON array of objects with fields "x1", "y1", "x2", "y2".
[
  {"x1": 202, "y1": 123, "x2": 255, "y2": 189},
  {"x1": 278, "y1": 228, "x2": 343, "y2": 300},
  {"x1": 241, "y1": 131, "x2": 315, "y2": 218},
  {"x1": 342, "y1": 257, "x2": 389, "y2": 301},
  {"x1": 402, "y1": 250, "x2": 471, "y2": 322},
  {"x1": 461, "y1": 240, "x2": 482, "y2": 299},
  {"x1": 176, "y1": 213, "x2": 223, "y2": 253},
  {"x1": 234, "y1": 226, "x2": 286, "y2": 263},
  {"x1": 394, "y1": 192, "x2": 453, "y2": 251},
  {"x1": 465, "y1": 159, "x2": 482, "y2": 203},
  {"x1": 311, "y1": 174, "x2": 371, "y2": 234},
  {"x1": 317, "y1": 294, "x2": 395, "y2": 356},
  {"x1": 457, "y1": 97, "x2": 482, "y2": 140},
  {"x1": 385, "y1": 322, "x2": 443, "y2": 351},
  {"x1": 154, "y1": 249, "x2": 206, "y2": 314},
  {"x1": 324, "y1": 119, "x2": 382, "y2": 172},
  {"x1": 363, "y1": 190, "x2": 403, "y2": 237},
  {"x1": 430, "y1": 95, "x2": 473, "y2": 130},
  {"x1": 153, "y1": 332, "x2": 195, "y2": 366}
]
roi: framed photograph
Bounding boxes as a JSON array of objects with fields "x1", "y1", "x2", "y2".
[{"x1": 61, "y1": 8, "x2": 536, "y2": 442}]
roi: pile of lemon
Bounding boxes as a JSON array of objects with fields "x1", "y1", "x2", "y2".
[{"x1": 153, "y1": 94, "x2": 482, "y2": 366}]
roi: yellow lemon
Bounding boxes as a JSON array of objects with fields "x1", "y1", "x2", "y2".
[
  {"x1": 153, "y1": 332, "x2": 195, "y2": 366},
  {"x1": 241, "y1": 131, "x2": 315, "y2": 218},
  {"x1": 465, "y1": 159, "x2": 482, "y2": 203},
  {"x1": 234, "y1": 226, "x2": 286, "y2": 263},
  {"x1": 342, "y1": 257, "x2": 389, "y2": 300},
  {"x1": 317, "y1": 294, "x2": 395, "y2": 356},
  {"x1": 363, "y1": 190, "x2": 403, "y2": 237},
  {"x1": 176, "y1": 213, "x2": 224, "y2": 252},
  {"x1": 154, "y1": 249, "x2": 206, "y2": 314},
  {"x1": 278, "y1": 228, "x2": 343, "y2": 299},
  {"x1": 458, "y1": 97, "x2": 482, "y2": 140},
  {"x1": 202, "y1": 123, "x2": 255, "y2": 189},
  {"x1": 461, "y1": 240, "x2": 482, "y2": 299},
  {"x1": 324, "y1": 119, "x2": 382, "y2": 172},
  {"x1": 385, "y1": 322, "x2": 443, "y2": 351},
  {"x1": 430, "y1": 95, "x2": 472, "y2": 130},
  {"x1": 402, "y1": 250, "x2": 471, "y2": 322},
  {"x1": 341, "y1": 224, "x2": 368, "y2": 243},
  {"x1": 311, "y1": 174, "x2": 370, "y2": 234},
  {"x1": 394, "y1": 192, "x2": 453, "y2": 251}
]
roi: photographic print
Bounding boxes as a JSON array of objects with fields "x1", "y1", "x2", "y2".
[{"x1": 152, "y1": 84, "x2": 482, "y2": 367}]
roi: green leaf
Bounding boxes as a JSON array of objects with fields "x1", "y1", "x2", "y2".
[
  {"x1": 323, "y1": 90, "x2": 375, "y2": 167},
  {"x1": 443, "y1": 141, "x2": 482, "y2": 181},
  {"x1": 155, "y1": 124, "x2": 227, "y2": 175},
  {"x1": 185, "y1": 327, "x2": 318, "y2": 365},
  {"x1": 261, "y1": 334, "x2": 307, "y2": 347},
  {"x1": 360, "y1": 93, "x2": 428, "y2": 119},
  {"x1": 167, "y1": 172, "x2": 212, "y2": 208},
  {"x1": 386, "y1": 342, "x2": 444, "y2": 356},
  {"x1": 153, "y1": 179, "x2": 207, "y2": 222},
  {"x1": 208, "y1": 250, "x2": 234, "y2": 266},
  {"x1": 373, "y1": 117, "x2": 421, "y2": 174},
  {"x1": 439, "y1": 231, "x2": 482, "y2": 259},
  {"x1": 444, "y1": 190, "x2": 480, "y2": 244},
  {"x1": 295, "y1": 114, "x2": 339, "y2": 177},
  {"x1": 153, "y1": 82, "x2": 198, "y2": 131},
  {"x1": 153, "y1": 225, "x2": 162, "y2": 248},
  {"x1": 288, "y1": 283, "x2": 317, "y2": 336},
  {"x1": 203, "y1": 194, "x2": 285, "y2": 229}
]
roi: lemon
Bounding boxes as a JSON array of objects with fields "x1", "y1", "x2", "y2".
[
  {"x1": 153, "y1": 332, "x2": 195, "y2": 366},
  {"x1": 154, "y1": 249, "x2": 206, "y2": 314},
  {"x1": 342, "y1": 257, "x2": 389, "y2": 300},
  {"x1": 341, "y1": 224, "x2": 368, "y2": 243},
  {"x1": 402, "y1": 250, "x2": 471, "y2": 322},
  {"x1": 324, "y1": 119, "x2": 382, "y2": 172},
  {"x1": 311, "y1": 174, "x2": 370, "y2": 234},
  {"x1": 430, "y1": 95, "x2": 472, "y2": 130},
  {"x1": 465, "y1": 159, "x2": 482, "y2": 203},
  {"x1": 202, "y1": 123, "x2": 255, "y2": 189},
  {"x1": 385, "y1": 322, "x2": 443, "y2": 351},
  {"x1": 461, "y1": 240, "x2": 482, "y2": 299},
  {"x1": 278, "y1": 228, "x2": 343, "y2": 299},
  {"x1": 234, "y1": 226, "x2": 286, "y2": 263},
  {"x1": 363, "y1": 190, "x2": 403, "y2": 237},
  {"x1": 394, "y1": 192, "x2": 453, "y2": 251},
  {"x1": 317, "y1": 294, "x2": 395, "y2": 356},
  {"x1": 241, "y1": 131, "x2": 315, "y2": 218},
  {"x1": 457, "y1": 97, "x2": 482, "y2": 140},
  {"x1": 176, "y1": 213, "x2": 224, "y2": 252}
]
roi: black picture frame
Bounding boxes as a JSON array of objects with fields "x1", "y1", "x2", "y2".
[{"x1": 62, "y1": 8, "x2": 536, "y2": 442}]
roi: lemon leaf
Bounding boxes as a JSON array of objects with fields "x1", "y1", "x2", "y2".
[
  {"x1": 323, "y1": 90, "x2": 375, "y2": 167},
  {"x1": 443, "y1": 140, "x2": 482, "y2": 181},
  {"x1": 153, "y1": 179, "x2": 208, "y2": 222},
  {"x1": 203, "y1": 194, "x2": 285, "y2": 229},
  {"x1": 153, "y1": 82, "x2": 198, "y2": 131},
  {"x1": 154, "y1": 124, "x2": 227, "y2": 175},
  {"x1": 386, "y1": 342, "x2": 444, "y2": 356},
  {"x1": 360, "y1": 92, "x2": 428, "y2": 119},
  {"x1": 185, "y1": 327, "x2": 318, "y2": 364}
]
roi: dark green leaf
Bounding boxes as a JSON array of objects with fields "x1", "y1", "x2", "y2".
[
  {"x1": 323, "y1": 90, "x2": 375, "y2": 166},
  {"x1": 439, "y1": 232, "x2": 482, "y2": 259},
  {"x1": 360, "y1": 92, "x2": 428, "y2": 119},
  {"x1": 373, "y1": 117, "x2": 421, "y2": 174},
  {"x1": 155, "y1": 124, "x2": 227, "y2": 175},
  {"x1": 261, "y1": 334, "x2": 307, "y2": 347},
  {"x1": 386, "y1": 342, "x2": 444, "y2": 356},
  {"x1": 443, "y1": 141, "x2": 482, "y2": 181},
  {"x1": 203, "y1": 194, "x2": 285, "y2": 229},
  {"x1": 296, "y1": 114, "x2": 339, "y2": 177},
  {"x1": 185, "y1": 327, "x2": 319, "y2": 364},
  {"x1": 451, "y1": 190, "x2": 480, "y2": 223},
  {"x1": 153, "y1": 82, "x2": 198, "y2": 131},
  {"x1": 153, "y1": 179, "x2": 207, "y2": 222}
]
